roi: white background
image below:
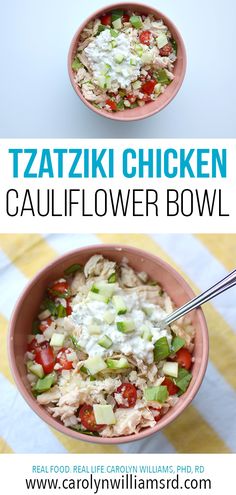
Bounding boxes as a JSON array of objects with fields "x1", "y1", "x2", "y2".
[
  {"x1": 0, "y1": 454, "x2": 235, "y2": 494},
  {"x1": 0, "y1": 138, "x2": 234, "y2": 233},
  {"x1": 0, "y1": 0, "x2": 235, "y2": 138}
]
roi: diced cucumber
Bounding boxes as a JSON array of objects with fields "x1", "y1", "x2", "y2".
[
  {"x1": 115, "y1": 53, "x2": 124, "y2": 64},
  {"x1": 174, "y1": 367, "x2": 192, "y2": 392},
  {"x1": 172, "y1": 336, "x2": 185, "y2": 353},
  {"x1": 35, "y1": 372, "x2": 56, "y2": 394},
  {"x1": 144, "y1": 385, "x2": 168, "y2": 403},
  {"x1": 141, "y1": 51, "x2": 154, "y2": 64},
  {"x1": 163, "y1": 362, "x2": 178, "y2": 378},
  {"x1": 64, "y1": 263, "x2": 83, "y2": 276},
  {"x1": 117, "y1": 99, "x2": 125, "y2": 110},
  {"x1": 154, "y1": 83, "x2": 162, "y2": 94},
  {"x1": 50, "y1": 333, "x2": 65, "y2": 347},
  {"x1": 27, "y1": 361, "x2": 44, "y2": 379},
  {"x1": 134, "y1": 44, "x2": 144, "y2": 57},
  {"x1": 106, "y1": 357, "x2": 129, "y2": 369},
  {"x1": 97, "y1": 75, "x2": 106, "y2": 89},
  {"x1": 142, "y1": 303, "x2": 155, "y2": 316},
  {"x1": 112, "y1": 18, "x2": 122, "y2": 30},
  {"x1": 130, "y1": 15, "x2": 143, "y2": 29},
  {"x1": 157, "y1": 33, "x2": 168, "y2": 49},
  {"x1": 57, "y1": 304, "x2": 67, "y2": 318},
  {"x1": 98, "y1": 335, "x2": 113, "y2": 349},
  {"x1": 88, "y1": 324, "x2": 101, "y2": 335},
  {"x1": 103, "y1": 310, "x2": 115, "y2": 324},
  {"x1": 140, "y1": 325, "x2": 152, "y2": 342},
  {"x1": 154, "y1": 337, "x2": 170, "y2": 362},
  {"x1": 155, "y1": 69, "x2": 170, "y2": 85},
  {"x1": 91, "y1": 281, "x2": 115, "y2": 298},
  {"x1": 84, "y1": 356, "x2": 107, "y2": 375},
  {"x1": 111, "y1": 29, "x2": 119, "y2": 38},
  {"x1": 93, "y1": 404, "x2": 116, "y2": 425},
  {"x1": 88, "y1": 292, "x2": 110, "y2": 304},
  {"x1": 112, "y1": 295, "x2": 127, "y2": 315},
  {"x1": 117, "y1": 320, "x2": 135, "y2": 333},
  {"x1": 108, "y1": 272, "x2": 117, "y2": 283},
  {"x1": 130, "y1": 58, "x2": 138, "y2": 66},
  {"x1": 72, "y1": 57, "x2": 83, "y2": 71},
  {"x1": 132, "y1": 80, "x2": 142, "y2": 90},
  {"x1": 111, "y1": 40, "x2": 118, "y2": 48}
]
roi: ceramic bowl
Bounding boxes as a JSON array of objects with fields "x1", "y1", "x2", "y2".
[
  {"x1": 8, "y1": 244, "x2": 208, "y2": 444},
  {"x1": 68, "y1": 2, "x2": 187, "y2": 121}
]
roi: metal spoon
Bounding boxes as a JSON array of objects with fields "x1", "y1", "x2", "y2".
[{"x1": 160, "y1": 268, "x2": 236, "y2": 327}]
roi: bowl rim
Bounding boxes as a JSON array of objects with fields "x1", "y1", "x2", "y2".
[
  {"x1": 67, "y1": 2, "x2": 187, "y2": 122},
  {"x1": 8, "y1": 244, "x2": 209, "y2": 445}
]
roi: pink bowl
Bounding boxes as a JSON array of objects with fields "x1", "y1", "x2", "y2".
[
  {"x1": 8, "y1": 245, "x2": 208, "y2": 445},
  {"x1": 68, "y1": 2, "x2": 187, "y2": 121}
]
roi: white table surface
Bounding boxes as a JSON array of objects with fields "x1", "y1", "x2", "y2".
[{"x1": 0, "y1": 0, "x2": 235, "y2": 138}]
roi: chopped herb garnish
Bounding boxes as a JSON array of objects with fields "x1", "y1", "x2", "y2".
[
  {"x1": 32, "y1": 320, "x2": 41, "y2": 335},
  {"x1": 72, "y1": 57, "x2": 83, "y2": 71},
  {"x1": 172, "y1": 39, "x2": 178, "y2": 54},
  {"x1": 57, "y1": 304, "x2": 67, "y2": 318},
  {"x1": 108, "y1": 272, "x2": 117, "y2": 283},
  {"x1": 70, "y1": 335, "x2": 81, "y2": 350},
  {"x1": 64, "y1": 263, "x2": 83, "y2": 276},
  {"x1": 41, "y1": 298, "x2": 58, "y2": 317},
  {"x1": 69, "y1": 425, "x2": 99, "y2": 436}
]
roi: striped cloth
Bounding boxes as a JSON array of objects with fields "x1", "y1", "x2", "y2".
[{"x1": 0, "y1": 234, "x2": 236, "y2": 454}]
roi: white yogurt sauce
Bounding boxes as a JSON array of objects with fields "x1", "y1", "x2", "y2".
[
  {"x1": 70, "y1": 290, "x2": 171, "y2": 364},
  {"x1": 84, "y1": 29, "x2": 141, "y2": 89}
]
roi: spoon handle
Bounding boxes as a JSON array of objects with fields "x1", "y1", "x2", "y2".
[{"x1": 162, "y1": 268, "x2": 236, "y2": 327}]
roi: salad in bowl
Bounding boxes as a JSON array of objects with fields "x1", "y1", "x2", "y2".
[{"x1": 25, "y1": 254, "x2": 195, "y2": 438}]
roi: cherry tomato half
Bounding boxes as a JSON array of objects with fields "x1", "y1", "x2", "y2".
[
  {"x1": 115, "y1": 383, "x2": 137, "y2": 408},
  {"x1": 35, "y1": 342, "x2": 55, "y2": 374},
  {"x1": 106, "y1": 99, "x2": 117, "y2": 111},
  {"x1": 39, "y1": 317, "x2": 52, "y2": 333},
  {"x1": 141, "y1": 80, "x2": 156, "y2": 95},
  {"x1": 49, "y1": 280, "x2": 69, "y2": 298},
  {"x1": 162, "y1": 377, "x2": 179, "y2": 396},
  {"x1": 159, "y1": 43, "x2": 173, "y2": 57},
  {"x1": 101, "y1": 14, "x2": 112, "y2": 26},
  {"x1": 127, "y1": 94, "x2": 137, "y2": 104},
  {"x1": 56, "y1": 347, "x2": 74, "y2": 370},
  {"x1": 175, "y1": 348, "x2": 192, "y2": 370},
  {"x1": 79, "y1": 404, "x2": 104, "y2": 431},
  {"x1": 139, "y1": 30, "x2": 151, "y2": 46}
]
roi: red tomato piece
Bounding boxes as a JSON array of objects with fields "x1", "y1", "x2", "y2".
[
  {"x1": 56, "y1": 347, "x2": 74, "y2": 370},
  {"x1": 39, "y1": 317, "x2": 52, "y2": 333},
  {"x1": 141, "y1": 94, "x2": 152, "y2": 102},
  {"x1": 79, "y1": 404, "x2": 104, "y2": 432},
  {"x1": 159, "y1": 43, "x2": 173, "y2": 57},
  {"x1": 106, "y1": 99, "x2": 117, "y2": 111},
  {"x1": 27, "y1": 338, "x2": 39, "y2": 352},
  {"x1": 127, "y1": 94, "x2": 137, "y2": 104},
  {"x1": 35, "y1": 342, "x2": 55, "y2": 374},
  {"x1": 66, "y1": 299, "x2": 72, "y2": 316},
  {"x1": 101, "y1": 14, "x2": 112, "y2": 26},
  {"x1": 123, "y1": 14, "x2": 130, "y2": 22},
  {"x1": 49, "y1": 280, "x2": 69, "y2": 297},
  {"x1": 115, "y1": 383, "x2": 137, "y2": 408},
  {"x1": 139, "y1": 30, "x2": 151, "y2": 46},
  {"x1": 150, "y1": 407, "x2": 161, "y2": 422},
  {"x1": 141, "y1": 80, "x2": 156, "y2": 95},
  {"x1": 162, "y1": 377, "x2": 179, "y2": 396},
  {"x1": 175, "y1": 348, "x2": 192, "y2": 370}
]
